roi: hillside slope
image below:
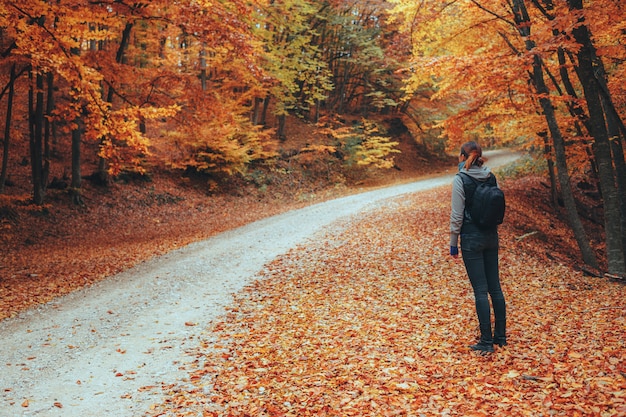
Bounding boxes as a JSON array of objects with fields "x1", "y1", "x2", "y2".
[{"x1": 0, "y1": 116, "x2": 609, "y2": 321}]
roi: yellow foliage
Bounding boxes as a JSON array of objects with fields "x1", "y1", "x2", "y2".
[
  {"x1": 163, "y1": 93, "x2": 276, "y2": 176},
  {"x1": 389, "y1": 0, "x2": 626, "y2": 163},
  {"x1": 352, "y1": 119, "x2": 400, "y2": 169},
  {"x1": 316, "y1": 117, "x2": 400, "y2": 169}
]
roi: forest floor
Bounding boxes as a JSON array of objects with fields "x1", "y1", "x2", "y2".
[
  {"x1": 148, "y1": 176, "x2": 625, "y2": 417},
  {"x1": 0, "y1": 117, "x2": 623, "y2": 416},
  {"x1": 0, "y1": 115, "x2": 457, "y2": 321}
]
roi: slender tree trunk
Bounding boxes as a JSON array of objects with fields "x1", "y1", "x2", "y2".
[
  {"x1": 0, "y1": 64, "x2": 16, "y2": 193},
  {"x1": 261, "y1": 95, "x2": 270, "y2": 126},
  {"x1": 536, "y1": 64, "x2": 598, "y2": 269},
  {"x1": 555, "y1": 48, "x2": 600, "y2": 182},
  {"x1": 539, "y1": 131, "x2": 558, "y2": 207},
  {"x1": 592, "y1": 23, "x2": 626, "y2": 259},
  {"x1": 43, "y1": 71, "x2": 54, "y2": 189},
  {"x1": 313, "y1": 99, "x2": 320, "y2": 123},
  {"x1": 252, "y1": 97, "x2": 263, "y2": 125},
  {"x1": 277, "y1": 114, "x2": 286, "y2": 141},
  {"x1": 66, "y1": 43, "x2": 84, "y2": 204},
  {"x1": 98, "y1": 22, "x2": 134, "y2": 183},
  {"x1": 199, "y1": 48, "x2": 207, "y2": 91},
  {"x1": 568, "y1": 0, "x2": 625, "y2": 275},
  {"x1": 587, "y1": 33, "x2": 626, "y2": 264},
  {"x1": 71, "y1": 116, "x2": 83, "y2": 205},
  {"x1": 29, "y1": 70, "x2": 46, "y2": 205},
  {"x1": 512, "y1": 0, "x2": 598, "y2": 269}
]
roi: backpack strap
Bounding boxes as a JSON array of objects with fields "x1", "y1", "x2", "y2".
[{"x1": 458, "y1": 172, "x2": 478, "y2": 204}]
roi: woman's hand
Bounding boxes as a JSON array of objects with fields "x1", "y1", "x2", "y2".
[{"x1": 450, "y1": 246, "x2": 459, "y2": 258}]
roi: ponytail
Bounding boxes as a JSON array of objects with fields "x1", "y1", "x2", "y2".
[{"x1": 460, "y1": 141, "x2": 484, "y2": 169}]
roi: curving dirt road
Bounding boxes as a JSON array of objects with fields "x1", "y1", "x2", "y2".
[{"x1": 0, "y1": 150, "x2": 520, "y2": 416}]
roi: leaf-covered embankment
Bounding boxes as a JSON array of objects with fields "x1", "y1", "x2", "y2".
[{"x1": 149, "y1": 177, "x2": 624, "y2": 416}]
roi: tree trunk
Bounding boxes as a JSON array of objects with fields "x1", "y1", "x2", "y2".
[
  {"x1": 199, "y1": 48, "x2": 207, "y2": 91},
  {"x1": 71, "y1": 117, "x2": 83, "y2": 205},
  {"x1": 598, "y1": 57, "x2": 626, "y2": 261},
  {"x1": 539, "y1": 131, "x2": 558, "y2": 207},
  {"x1": 43, "y1": 71, "x2": 54, "y2": 189},
  {"x1": 261, "y1": 95, "x2": 270, "y2": 126},
  {"x1": 568, "y1": 0, "x2": 625, "y2": 274},
  {"x1": 277, "y1": 114, "x2": 286, "y2": 141},
  {"x1": 252, "y1": 97, "x2": 263, "y2": 125},
  {"x1": 29, "y1": 70, "x2": 45, "y2": 205},
  {"x1": 536, "y1": 65, "x2": 599, "y2": 270},
  {"x1": 606, "y1": 114, "x2": 626, "y2": 262},
  {"x1": 312, "y1": 98, "x2": 320, "y2": 124},
  {"x1": 555, "y1": 48, "x2": 600, "y2": 182},
  {"x1": 512, "y1": 0, "x2": 598, "y2": 269},
  {"x1": 97, "y1": 22, "x2": 134, "y2": 183},
  {"x1": 582, "y1": 24, "x2": 626, "y2": 263},
  {"x1": 0, "y1": 64, "x2": 16, "y2": 193}
]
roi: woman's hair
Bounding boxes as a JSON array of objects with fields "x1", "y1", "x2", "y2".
[{"x1": 460, "y1": 141, "x2": 485, "y2": 169}]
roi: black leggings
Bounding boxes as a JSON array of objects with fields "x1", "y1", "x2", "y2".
[{"x1": 461, "y1": 232, "x2": 506, "y2": 343}]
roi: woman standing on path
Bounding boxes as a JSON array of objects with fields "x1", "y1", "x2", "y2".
[{"x1": 449, "y1": 141, "x2": 506, "y2": 353}]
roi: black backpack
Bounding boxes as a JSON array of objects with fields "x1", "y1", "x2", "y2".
[{"x1": 459, "y1": 172, "x2": 505, "y2": 229}]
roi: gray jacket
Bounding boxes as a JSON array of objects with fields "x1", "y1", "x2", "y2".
[{"x1": 449, "y1": 163, "x2": 493, "y2": 247}]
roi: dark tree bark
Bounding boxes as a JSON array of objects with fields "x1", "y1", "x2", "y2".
[
  {"x1": 512, "y1": 0, "x2": 599, "y2": 269},
  {"x1": 567, "y1": 0, "x2": 625, "y2": 275},
  {"x1": 29, "y1": 70, "x2": 46, "y2": 205},
  {"x1": 606, "y1": 124, "x2": 626, "y2": 261},
  {"x1": 71, "y1": 117, "x2": 83, "y2": 205},
  {"x1": 43, "y1": 72, "x2": 54, "y2": 189},
  {"x1": 539, "y1": 131, "x2": 558, "y2": 207},
  {"x1": 261, "y1": 95, "x2": 270, "y2": 126},
  {"x1": 277, "y1": 114, "x2": 287, "y2": 141},
  {"x1": 199, "y1": 49, "x2": 207, "y2": 91},
  {"x1": 0, "y1": 64, "x2": 16, "y2": 193}
]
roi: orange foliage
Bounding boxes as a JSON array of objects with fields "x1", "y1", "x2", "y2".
[
  {"x1": 391, "y1": 0, "x2": 626, "y2": 158},
  {"x1": 0, "y1": 117, "x2": 442, "y2": 321},
  {"x1": 146, "y1": 179, "x2": 623, "y2": 416},
  {"x1": 0, "y1": 0, "x2": 269, "y2": 181}
]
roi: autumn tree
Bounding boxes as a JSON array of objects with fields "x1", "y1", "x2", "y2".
[
  {"x1": 507, "y1": 0, "x2": 598, "y2": 269},
  {"x1": 390, "y1": 0, "x2": 626, "y2": 275},
  {"x1": 0, "y1": 1, "x2": 180, "y2": 204},
  {"x1": 0, "y1": 0, "x2": 282, "y2": 202},
  {"x1": 156, "y1": 0, "x2": 277, "y2": 175},
  {"x1": 252, "y1": 0, "x2": 407, "y2": 140},
  {"x1": 564, "y1": 0, "x2": 625, "y2": 275},
  {"x1": 253, "y1": 0, "x2": 333, "y2": 139},
  {"x1": 0, "y1": 63, "x2": 17, "y2": 193},
  {"x1": 315, "y1": 0, "x2": 405, "y2": 116}
]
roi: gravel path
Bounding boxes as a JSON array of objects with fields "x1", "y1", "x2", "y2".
[{"x1": 0, "y1": 151, "x2": 520, "y2": 416}]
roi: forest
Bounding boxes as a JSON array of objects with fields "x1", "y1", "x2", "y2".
[{"x1": 1, "y1": 0, "x2": 625, "y2": 279}]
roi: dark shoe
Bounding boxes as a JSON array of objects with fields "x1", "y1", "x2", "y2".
[
  {"x1": 469, "y1": 342, "x2": 494, "y2": 353},
  {"x1": 493, "y1": 339, "x2": 507, "y2": 347}
]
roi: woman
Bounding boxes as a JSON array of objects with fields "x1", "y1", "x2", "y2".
[{"x1": 449, "y1": 141, "x2": 506, "y2": 353}]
